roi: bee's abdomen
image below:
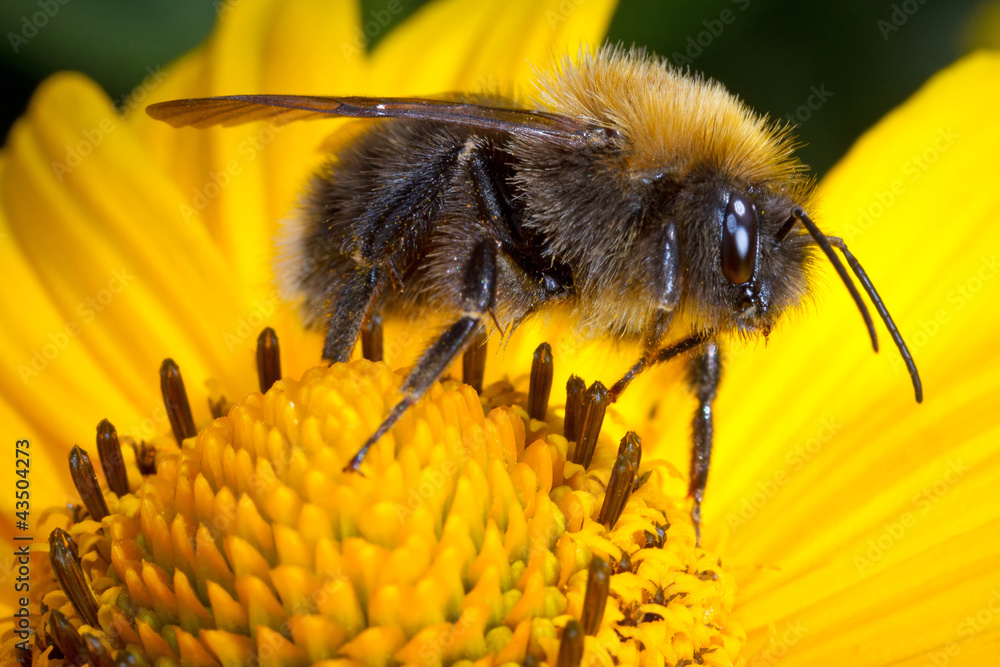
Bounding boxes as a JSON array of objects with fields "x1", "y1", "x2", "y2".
[{"x1": 280, "y1": 121, "x2": 471, "y2": 326}]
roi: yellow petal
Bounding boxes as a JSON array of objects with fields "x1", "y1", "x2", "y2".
[
  {"x1": 371, "y1": 0, "x2": 617, "y2": 93},
  {"x1": 1, "y1": 0, "x2": 621, "y2": 648},
  {"x1": 713, "y1": 51, "x2": 1000, "y2": 664},
  {"x1": 0, "y1": 75, "x2": 258, "y2": 517},
  {"x1": 0, "y1": 0, "x2": 616, "y2": 543}
]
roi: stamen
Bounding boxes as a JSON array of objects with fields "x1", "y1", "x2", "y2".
[
  {"x1": 360, "y1": 313, "x2": 383, "y2": 362},
  {"x1": 81, "y1": 634, "x2": 115, "y2": 667},
  {"x1": 556, "y1": 619, "x2": 584, "y2": 667},
  {"x1": 256, "y1": 327, "x2": 282, "y2": 393},
  {"x1": 47, "y1": 609, "x2": 85, "y2": 664},
  {"x1": 599, "y1": 432, "x2": 642, "y2": 529},
  {"x1": 133, "y1": 440, "x2": 157, "y2": 475},
  {"x1": 633, "y1": 470, "x2": 652, "y2": 494},
  {"x1": 581, "y1": 556, "x2": 610, "y2": 635},
  {"x1": 643, "y1": 522, "x2": 667, "y2": 548},
  {"x1": 573, "y1": 381, "x2": 608, "y2": 468},
  {"x1": 563, "y1": 375, "x2": 586, "y2": 442},
  {"x1": 159, "y1": 358, "x2": 196, "y2": 443},
  {"x1": 118, "y1": 652, "x2": 142, "y2": 667},
  {"x1": 68, "y1": 446, "x2": 109, "y2": 521},
  {"x1": 527, "y1": 342, "x2": 554, "y2": 421},
  {"x1": 462, "y1": 326, "x2": 488, "y2": 393},
  {"x1": 96, "y1": 419, "x2": 129, "y2": 496},
  {"x1": 612, "y1": 549, "x2": 633, "y2": 574},
  {"x1": 208, "y1": 395, "x2": 228, "y2": 419},
  {"x1": 49, "y1": 528, "x2": 99, "y2": 627}
]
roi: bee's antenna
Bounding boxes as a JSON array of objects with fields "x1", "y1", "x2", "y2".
[
  {"x1": 826, "y1": 236, "x2": 923, "y2": 403},
  {"x1": 785, "y1": 207, "x2": 922, "y2": 403},
  {"x1": 787, "y1": 207, "x2": 879, "y2": 353}
]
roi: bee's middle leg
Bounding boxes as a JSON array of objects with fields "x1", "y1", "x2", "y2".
[
  {"x1": 343, "y1": 240, "x2": 497, "y2": 472},
  {"x1": 608, "y1": 327, "x2": 719, "y2": 545},
  {"x1": 687, "y1": 339, "x2": 721, "y2": 545}
]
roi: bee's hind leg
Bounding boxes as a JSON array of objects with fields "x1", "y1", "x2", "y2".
[
  {"x1": 323, "y1": 265, "x2": 381, "y2": 363},
  {"x1": 343, "y1": 240, "x2": 497, "y2": 472},
  {"x1": 687, "y1": 339, "x2": 721, "y2": 546}
]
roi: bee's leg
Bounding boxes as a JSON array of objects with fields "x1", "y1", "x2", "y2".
[
  {"x1": 361, "y1": 310, "x2": 383, "y2": 362},
  {"x1": 687, "y1": 340, "x2": 721, "y2": 546},
  {"x1": 610, "y1": 220, "x2": 682, "y2": 400},
  {"x1": 322, "y1": 265, "x2": 381, "y2": 363},
  {"x1": 462, "y1": 326, "x2": 488, "y2": 393},
  {"x1": 610, "y1": 333, "x2": 709, "y2": 398},
  {"x1": 343, "y1": 241, "x2": 497, "y2": 472},
  {"x1": 609, "y1": 309, "x2": 673, "y2": 399}
]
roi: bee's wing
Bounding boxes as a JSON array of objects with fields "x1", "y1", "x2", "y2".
[{"x1": 146, "y1": 94, "x2": 601, "y2": 139}]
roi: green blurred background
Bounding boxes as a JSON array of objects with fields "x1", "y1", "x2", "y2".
[{"x1": 0, "y1": 0, "x2": 992, "y2": 174}]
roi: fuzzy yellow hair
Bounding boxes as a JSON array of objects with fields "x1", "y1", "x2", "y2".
[{"x1": 531, "y1": 46, "x2": 805, "y2": 186}]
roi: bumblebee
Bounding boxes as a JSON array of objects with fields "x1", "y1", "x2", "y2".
[{"x1": 148, "y1": 47, "x2": 921, "y2": 534}]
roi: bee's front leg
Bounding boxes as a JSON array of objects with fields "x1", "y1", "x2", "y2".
[{"x1": 609, "y1": 219, "x2": 683, "y2": 400}]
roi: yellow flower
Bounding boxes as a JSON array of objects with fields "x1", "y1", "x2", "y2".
[
  {"x1": 17, "y1": 358, "x2": 744, "y2": 665},
  {"x1": 2, "y1": 0, "x2": 999, "y2": 665}
]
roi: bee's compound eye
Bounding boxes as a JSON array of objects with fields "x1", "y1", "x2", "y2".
[{"x1": 721, "y1": 190, "x2": 758, "y2": 285}]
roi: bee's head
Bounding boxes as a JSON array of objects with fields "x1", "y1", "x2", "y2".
[
  {"x1": 673, "y1": 175, "x2": 814, "y2": 338},
  {"x1": 671, "y1": 173, "x2": 922, "y2": 403}
]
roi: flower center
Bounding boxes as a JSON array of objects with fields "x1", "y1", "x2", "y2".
[{"x1": 30, "y1": 329, "x2": 744, "y2": 666}]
